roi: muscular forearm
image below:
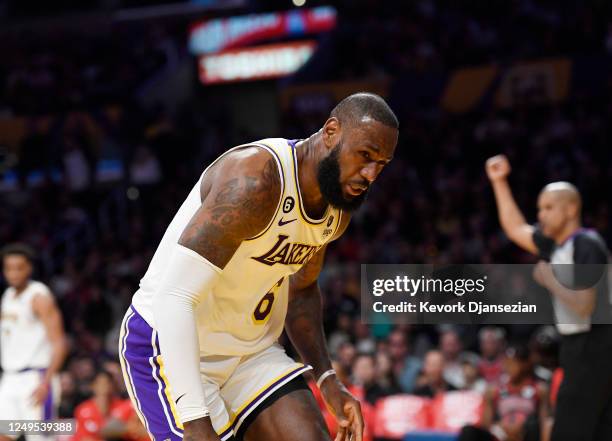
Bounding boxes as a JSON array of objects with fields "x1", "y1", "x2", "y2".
[
  {"x1": 285, "y1": 283, "x2": 333, "y2": 378},
  {"x1": 491, "y1": 179, "x2": 528, "y2": 234}
]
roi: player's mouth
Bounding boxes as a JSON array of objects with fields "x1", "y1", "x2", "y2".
[{"x1": 346, "y1": 183, "x2": 367, "y2": 196}]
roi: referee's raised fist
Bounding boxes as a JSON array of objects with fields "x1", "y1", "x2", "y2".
[{"x1": 485, "y1": 154, "x2": 511, "y2": 181}]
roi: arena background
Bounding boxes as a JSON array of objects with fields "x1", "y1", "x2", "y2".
[{"x1": 1, "y1": 0, "x2": 611, "y2": 440}]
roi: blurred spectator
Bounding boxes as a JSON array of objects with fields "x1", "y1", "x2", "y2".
[
  {"x1": 478, "y1": 326, "x2": 506, "y2": 384},
  {"x1": 462, "y1": 356, "x2": 487, "y2": 394},
  {"x1": 440, "y1": 328, "x2": 468, "y2": 389},
  {"x1": 69, "y1": 357, "x2": 97, "y2": 399},
  {"x1": 58, "y1": 371, "x2": 85, "y2": 418},
  {"x1": 335, "y1": 341, "x2": 356, "y2": 381},
  {"x1": 459, "y1": 344, "x2": 549, "y2": 441},
  {"x1": 414, "y1": 350, "x2": 457, "y2": 398},
  {"x1": 328, "y1": 312, "x2": 353, "y2": 356},
  {"x1": 364, "y1": 351, "x2": 402, "y2": 404},
  {"x1": 130, "y1": 145, "x2": 162, "y2": 186},
  {"x1": 388, "y1": 329, "x2": 422, "y2": 393},
  {"x1": 83, "y1": 286, "x2": 113, "y2": 337},
  {"x1": 353, "y1": 320, "x2": 376, "y2": 355},
  {"x1": 62, "y1": 135, "x2": 92, "y2": 193},
  {"x1": 351, "y1": 353, "x2": 376, "y2": 388},
  {"x1": 72, "y1": 369, "x2": 147, "y2": 441},
  {"x1": 529, "y1": 326, "x2": 560, "y2": 382}
]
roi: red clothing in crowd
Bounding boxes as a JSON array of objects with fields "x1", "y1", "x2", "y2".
[
  {"x1": 478, "y1": 357, "x2": 504, "y2": 384},
  {"x1": 72, "y1": 398, "x2": 147, "y2": 441}
]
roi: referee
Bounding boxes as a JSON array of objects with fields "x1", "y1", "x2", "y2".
[{"x1": 486, "y1": 154, "x2": 612, "y2": 441}]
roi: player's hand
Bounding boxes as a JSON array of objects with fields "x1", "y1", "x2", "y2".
[
  {"x1": 183, "y1": 417, "x2": 222, "y2": 441},
  {"x1": 533, "y1": 261, "x2": 555, "y2": 289},
  {"x1": 30, "y1": 379, "x2": 50, "y2": 405},
  {"x1": 485, "y1": 154, "x2": 511, "y2": 182},
  {"x1": 320, "y1": 377, "x2": 364, "y2": 441}
]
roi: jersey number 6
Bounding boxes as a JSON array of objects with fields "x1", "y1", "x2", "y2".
[{"x1": 253, "y1": 278, "x2": 284, "y2": 324}]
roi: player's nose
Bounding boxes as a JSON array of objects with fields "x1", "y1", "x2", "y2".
[{"x1": 360, "y1": 162, "x2": 379, "y2": 183}]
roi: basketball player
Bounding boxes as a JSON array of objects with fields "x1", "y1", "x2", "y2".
[
  {"x1": 486, "y1": 154, "x2": 612, "y2": 441},
  {"x1": 0, "y1": 244, "x2": 68, "y2": 440},
  {"x1": 119, "y1": 93, "x2": 399, "y2": 441}
]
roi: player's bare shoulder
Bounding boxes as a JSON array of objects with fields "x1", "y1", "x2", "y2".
[{"x1": 179, "y1": 146, "x2": 282, "y2": 267}]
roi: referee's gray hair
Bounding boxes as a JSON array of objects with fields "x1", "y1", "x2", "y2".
[
  {"x1": 541, "y1": 181, "x2": 582, "y2": 211},
  {"x1": 541, "y1": 181, "x2": 579, "y2": 195}
]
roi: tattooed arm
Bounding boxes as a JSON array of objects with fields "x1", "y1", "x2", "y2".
[
  {"x1": 285, "y1": 214, "x2": 363, "y2": 441},
  {"x1": 154, "y1": 147, "x2": 281, "y2": 441},
  {"x1": 181, "y1": 146, "x2": 281, "y2": 266}
]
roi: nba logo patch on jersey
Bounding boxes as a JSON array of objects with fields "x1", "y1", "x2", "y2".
[{"x1": 322, "y1": 215, "x2": 334, "y2": 238}]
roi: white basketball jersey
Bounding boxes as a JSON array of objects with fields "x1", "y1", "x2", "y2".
[
  {"x1": 132, "y1": 138, "x2": 343, "y2": 356},
  {"x1": 0, "y1": 281, "x2": 53, "y2": 371}
]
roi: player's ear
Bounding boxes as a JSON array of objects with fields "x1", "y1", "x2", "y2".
[
  {"x1": 567, "y1": 202, "x2": 579, "y2": 219},
  {"x1": 322, "y1": 117, "x2": 341, "y2": 150}
]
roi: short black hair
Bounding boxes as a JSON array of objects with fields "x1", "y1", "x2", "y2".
[
  {"x1": 330, "y1": 92, "x2": 399, "y2": 129},
  {"x1": 505, "y1": 343, "x2": 530, "y2": 362},
  {"x1": 94, "y1": 368, "x2": 114, "y2": 382},
  {"x1": 1, "y1": 243, "x2": 36, "y2": 263}
]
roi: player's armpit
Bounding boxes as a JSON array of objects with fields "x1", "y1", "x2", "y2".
[{"x1": 179, "y1": 146, "x2": 282, "y2": 268}]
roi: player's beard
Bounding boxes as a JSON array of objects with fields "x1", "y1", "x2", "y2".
[{"x1": 317, "y1": 142, "x2": 369, "y2": 212}]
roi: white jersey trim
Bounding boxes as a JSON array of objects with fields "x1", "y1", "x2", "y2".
[{"x1": 289, "y1": 142, "x2": 330, "y2": 225}]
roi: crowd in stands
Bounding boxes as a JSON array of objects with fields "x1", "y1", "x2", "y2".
[
  {"x1": 1, "y1": 1, "x2": 612, "y2": 440},
  {"x1": 328, "y1": 0, "x2": 612, "y2": 80}
]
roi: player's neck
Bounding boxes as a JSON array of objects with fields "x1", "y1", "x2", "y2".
[
  {"x1": 295, "y1": 135, "x2": 328, "y2": 219},
  {"x1": 12, "y1": 281, "x2": 29, "y2": 295}
]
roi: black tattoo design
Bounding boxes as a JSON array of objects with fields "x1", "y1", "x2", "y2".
[{"x1": 178, "y1": 152, "x2": 281, "y2": 268}]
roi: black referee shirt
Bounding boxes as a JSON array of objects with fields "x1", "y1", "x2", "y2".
[{"x1": 532, "y1": 227, "x2": 611, "y2": 334}]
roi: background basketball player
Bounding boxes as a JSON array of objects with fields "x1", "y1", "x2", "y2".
[{"x1": 0, "y1": 243, "x2": 68, "y2": 440}]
